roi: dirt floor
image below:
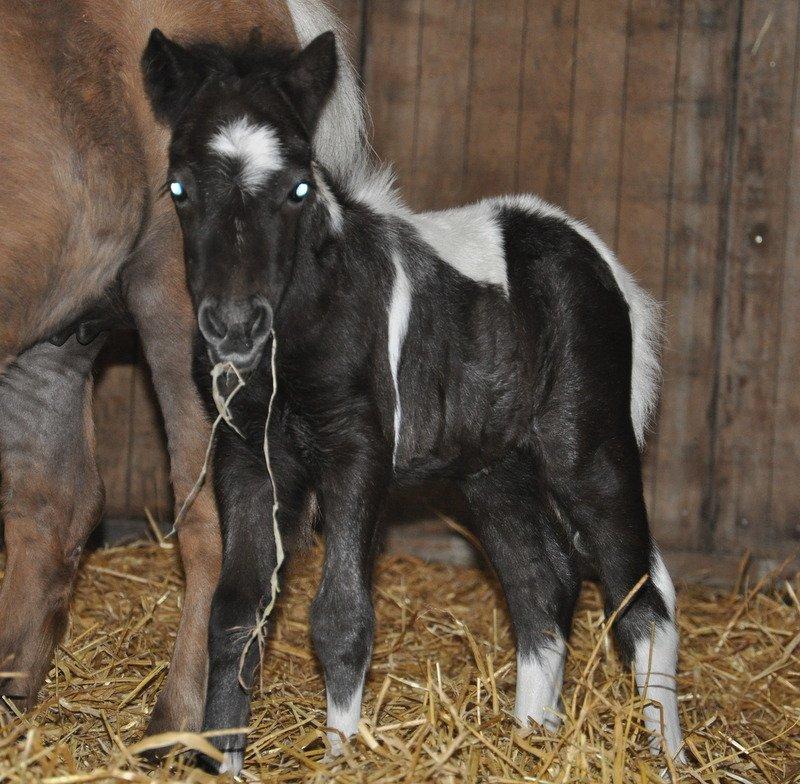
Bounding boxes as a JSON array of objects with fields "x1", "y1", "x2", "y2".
[{"x1": 1, "y1": 541, "x2": 798, "y2": 783}]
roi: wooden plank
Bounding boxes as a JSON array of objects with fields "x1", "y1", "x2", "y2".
[
  {"x1": 649, "y1": 0, "x2": 742, "y2": 551},
  {"x1": 362, "y1": 0, "x2": 424, "y2": 192},
  {"x1": 408, "y1": 0, "x2": 474, "y2": 211},
  {"x1": 462, "y1": 0, "x2": 526, "y2": 203},
  {"x1": 515, "y1": 0, "x2": 579, "y2": 206},
  {"x1": 613, "y1": 0, "x2": 682, "y2": 520},
  {"x1": 713, "y1": 0, "x2": 800, "y2": 552},
  {"x1": 566, "y1": 0, "x2": 629, "y2": 240},
  {"x1": 770, "y1": 9, "x2": 800, "y2": 550},
  {"x1": 127, "y1": 361, "x2": 172, "y2": 521}
]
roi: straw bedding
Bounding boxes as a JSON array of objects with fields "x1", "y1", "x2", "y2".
[{"x1": 1, "y1": 540, "x2": 798, "y2": 783}]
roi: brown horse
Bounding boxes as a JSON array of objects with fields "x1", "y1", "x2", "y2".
[{"x1": 0, "y1": 0, "x2": 365, "y2": 737}]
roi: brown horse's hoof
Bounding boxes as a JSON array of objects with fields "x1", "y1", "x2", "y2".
[
  {"x1": 0, "y1": 693, "x2": 27, "y2": 725},
  {"x1": 139, "y1": 692, "x2": 203, "y2": 763}
]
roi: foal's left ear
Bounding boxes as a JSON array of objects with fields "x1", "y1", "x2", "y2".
[
  {"x1": 141, "y1": 29, "x2": 212, "y2": 126},
  {"x1": 280, "y1": 31, "x2": 338, "y2": 136}
]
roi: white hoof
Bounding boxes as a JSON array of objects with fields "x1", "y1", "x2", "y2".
[{"x1": 219, "y1": 749, "x2": 244, "y2": 777}]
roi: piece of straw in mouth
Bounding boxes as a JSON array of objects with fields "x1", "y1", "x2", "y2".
[
  {"x1": 239, "y1": 331, "x2": 285, "y2": 688},
  {"x1": 166, "y1": 336, "x2": 286, "y2": 677}
]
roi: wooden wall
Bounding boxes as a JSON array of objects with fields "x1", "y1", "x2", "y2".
[{"x1": 94, "y1": 0, "x2": 800, "y2": 567}]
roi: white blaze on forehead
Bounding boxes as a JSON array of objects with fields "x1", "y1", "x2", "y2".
[{"x1": 209, "y1": 117, "x2": 283, "y2": 191}]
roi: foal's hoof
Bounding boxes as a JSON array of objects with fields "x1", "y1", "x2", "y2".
[
  {"x1": 220, "y1": 749, "x2": 245, "y2": 776},
  {"x1": 198, "y1": 747, "x2": 245, "y2": 777}
]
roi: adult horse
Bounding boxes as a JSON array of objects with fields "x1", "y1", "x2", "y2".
[{"x1": 0, "y1": 0, "x2": 365, "y2": 738}]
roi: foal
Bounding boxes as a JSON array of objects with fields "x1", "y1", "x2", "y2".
[{"x1": 143, "y1": 31, "x2": 686, "y2": 773}]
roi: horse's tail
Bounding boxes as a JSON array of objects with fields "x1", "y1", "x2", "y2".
[{"x1": 286, "y1": 0, "x2": 371, "y2": 180}]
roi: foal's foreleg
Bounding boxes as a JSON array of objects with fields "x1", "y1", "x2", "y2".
[
  {"x1": 201, "y1": 427, "x2": 276, "y2": 775},
  {"x1": 0, "y1": 338, "x2": 104, "y2": 709},
  {"x1": 312, "y1": 448, "x2": 388, "y2": 754}
]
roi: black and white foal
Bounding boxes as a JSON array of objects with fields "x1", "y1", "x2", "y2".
[{"x1": 142, "y1": 30, "x2": 686, "y2": 773}]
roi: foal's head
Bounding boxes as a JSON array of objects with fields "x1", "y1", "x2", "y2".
[{"x1": 142, "y1": 30, "x2": 338, "y2": 371}]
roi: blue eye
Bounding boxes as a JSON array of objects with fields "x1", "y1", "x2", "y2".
[
  {"x1": 289, "y1": 181, "x2": 310, "y2": 203},
  {"x1": 169, "y1": 181, "x2": 188, "y2": 202}
]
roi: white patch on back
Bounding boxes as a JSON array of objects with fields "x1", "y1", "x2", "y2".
[
  {"x1": 515, "y1": 634, "x2": 566, "y2": 731},
  {"x1": 388, "y1": 252, "x2": 412, "y2": 463},
  {"x1": 326, "y1": 676, "x2": 365, "y2": 755},
  {"x1": 410, "y1": 204, "x2": 508, "y2": 294},
  {"x1": 209, "y1": 117, "x2": 283, "y2": 192},
  {"x1": 347, "y1": 169, "x2": 508, "y2": 294},
  {"x1": 499, "y1": 194, "x2": 662, "y2": 448}
]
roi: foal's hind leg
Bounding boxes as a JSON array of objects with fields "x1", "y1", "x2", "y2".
[
  {"x1": 460, "y1": 455, "x2": 581, "y2": 731},
  {"x1": 0, "y1": 337, "x2": 105, "y2": 709},
  {"x1": 544, "y1": 434, "x2": 686, "y2": 763}
]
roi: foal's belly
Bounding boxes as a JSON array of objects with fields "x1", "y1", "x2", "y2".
[
  {"x1": 393, "y1": 402, "x2": 527, "y2": 482},
  {"x1": 393, "y1": 352, "x2": 533, "y2": 482}
]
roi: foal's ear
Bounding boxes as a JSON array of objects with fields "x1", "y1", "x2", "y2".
[
  {"x1": 141, "y1": 29, "x2": 210, "y2": 126},
  {"x1": 280, "y1": 31, "x2": 338, "y2": 136}
]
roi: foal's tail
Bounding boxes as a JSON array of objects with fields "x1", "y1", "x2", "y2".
[
  {"x1": 616, "y1": 272, "x2": 663, "y2": 449},
  {"x1": 557, "y1": 212, "x2": 664, "y2": 449}
]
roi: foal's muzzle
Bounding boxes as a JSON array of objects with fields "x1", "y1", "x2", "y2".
[{"x1": 198, "y1": 296, "x2": 272, "y2": 373}]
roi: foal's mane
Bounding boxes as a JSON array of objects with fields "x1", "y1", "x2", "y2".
[{"x1": 179, "y1": 32, "x2": 298, "y2": 87}]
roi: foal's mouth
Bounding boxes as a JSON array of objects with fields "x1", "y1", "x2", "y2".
[{"x1": 206, "y1": 340, "x2": 269, "y2": 380}]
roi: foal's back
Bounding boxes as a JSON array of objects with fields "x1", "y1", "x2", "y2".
[{"x1": 0, "y1": 0, "x2": 297, "y2": 360}]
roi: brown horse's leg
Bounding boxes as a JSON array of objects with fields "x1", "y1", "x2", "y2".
[
  {"x1": 122, "y1": 237, "x2": 221, "y2": 737},
  {"x1": 0, "y1": 337, "x2": 105, "y2": 709}
]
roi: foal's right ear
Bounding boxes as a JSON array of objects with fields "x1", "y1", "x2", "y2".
[
  {"x1": 141, "y1": 29, "x2": 209, "y2": 126},
  {"x1": 279, "y1": 31, "x2": 338, "y2": 136}
]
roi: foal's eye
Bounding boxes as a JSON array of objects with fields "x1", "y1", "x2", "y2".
[
  {"x1": 169, "y1": 181, "x2": 188, "y2": 203},
  {"x1": 288, "y1": 181, "x2": 311, "y2": 203}
]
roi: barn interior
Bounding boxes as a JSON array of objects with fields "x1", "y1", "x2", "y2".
[{"x1": 2, "y1": 1, "x2": 799, "y2": 781}]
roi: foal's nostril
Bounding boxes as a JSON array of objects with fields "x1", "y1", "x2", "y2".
[
  {"x1": 249, "y1": 299, "x2": 273, "y2": 340},
  {"x1": 198, "y1": 301, "x2": 226, "y2": 342}
]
